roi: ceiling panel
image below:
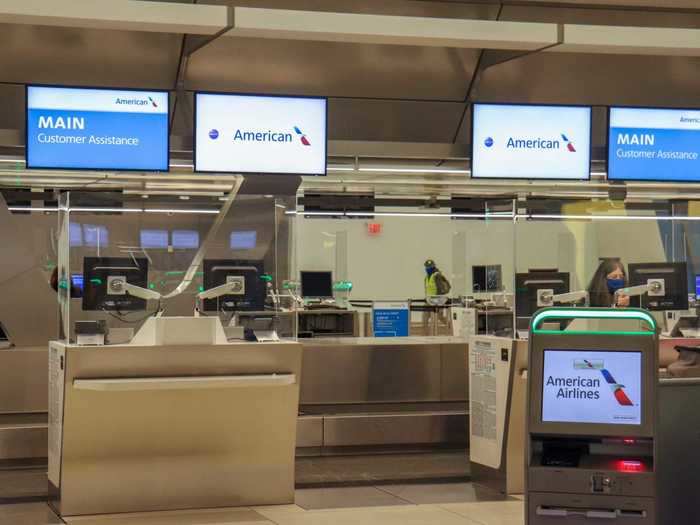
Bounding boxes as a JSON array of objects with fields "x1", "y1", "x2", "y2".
[
  {"x1": 185, "y1": 0, "x2": 496, "y2": 100},
  {"x1": 504, "y1": 0, "x2": 700, "y2": 10},
  {"x1": 476, "y1": 52, "x2": 700, "y2": 107},
  {"x1": 329, "y1": 99, "x2": 465, "y2": 142},
  {"x1": 186, "y1": 38, "x2": 479, "y2": 100},
  {"x1": 0, "y1": 85, "x2": 25, "y2": 131},
  {"x1": 0, "y1": 24, "x2": 182, "y2": 89},
  {"x1": 201, "y1": 0, "x2": 497, "y2": 19},
  {"x1": 501, "y1": 4, "x2": 700, "y2": 26}
]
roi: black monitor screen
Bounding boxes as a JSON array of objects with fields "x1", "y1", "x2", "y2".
[
  {"x1": 82, "y1": 257, "x2": 149, "y2": 311},
  {"x1": 301, "y1": 271, "x2": 333, "y2": 298},
  {"x1": 473, "y1": 265, "x2": 502, "y2": 293},
  {"x1": 516, "y1": 271, "x2": 570, "y2": 326},
  {"x1": 202, "y1": 259, "x2": 265, "y2": 312},
  {"x1": 628, "y1": 262, "x2": 688, "y2": 311}
]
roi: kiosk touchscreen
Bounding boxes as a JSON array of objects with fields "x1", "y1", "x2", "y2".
[
  {"x1": 541, "y1": 350, "x2": 642, "y2": 426},
  {"x1": 526, "y1": 308, "x2": 658, "y2": 525}
]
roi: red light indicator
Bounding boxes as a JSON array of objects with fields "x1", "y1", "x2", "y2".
[
  {"x1": 617, "y1": 460, "x2": 643, "y2": 472},
  {"x1": 367, "y1": 223, "x2": 382, "y2": 235},
  {"x1": 623, "y1": 439, "x2": 635, "y2": 445}
]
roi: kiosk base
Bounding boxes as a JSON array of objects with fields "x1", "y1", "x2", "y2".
[{"x1": 529, "y1": 493, "x2": 655, "y2": 524}]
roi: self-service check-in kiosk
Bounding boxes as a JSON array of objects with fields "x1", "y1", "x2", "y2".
[{"x1": 526, "y1": 308, "x2": 658, "y2": 524}]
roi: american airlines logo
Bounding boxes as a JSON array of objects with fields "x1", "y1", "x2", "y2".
[
  {"x1": 207, "y1": 126, "x2": 312, "y2": 146},
  {"x1": 115, "y1": 97, "x2": 158, "y2": 108},
  {"x1": 576, "y1": 359, "x2": 633, "y2": 406}
]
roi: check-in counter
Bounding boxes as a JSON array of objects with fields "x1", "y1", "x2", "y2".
[
  {"x1": 48, "y1": 322, "x2": 302, "y2": 518},
  {"x1": 297, "y1": 336, "x2": 469, "y2": 452}
]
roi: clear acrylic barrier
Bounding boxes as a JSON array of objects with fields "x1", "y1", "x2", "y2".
[
  {"x1": 57, "y1": 191, "x2": 297, "y2": 344},
  {"x1": 292, "y1": 201, "x2": 516, "y2": 337},
  {"x1": 290, "y1": 195, "x2": 700, "y2": 339},
  {"x1": 514, "y1": 199, "x2": 692, "y2": 336},
  {"x1": 51, "y1": 190, "x2": 700, "y2": 343}
]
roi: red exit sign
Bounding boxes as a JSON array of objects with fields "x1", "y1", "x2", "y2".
[{"x1": 367, "y1": 223, "x2": 382, "y2": 235}]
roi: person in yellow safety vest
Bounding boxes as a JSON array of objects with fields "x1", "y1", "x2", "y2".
[{"x1": 423, "y1": 259, "x2": 450, "y2": 333}]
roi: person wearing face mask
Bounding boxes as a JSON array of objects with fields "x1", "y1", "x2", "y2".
[{"x1": 587, "y1": 258, "x2": 630, "y2": 308}]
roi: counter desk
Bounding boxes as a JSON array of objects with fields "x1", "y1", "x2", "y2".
[
  {"x1": 48, "y1": 317, "x2": 302, "y2": 518},
  {"x1": 297, "y1": 335, "x2": 469, "y2": 452}
]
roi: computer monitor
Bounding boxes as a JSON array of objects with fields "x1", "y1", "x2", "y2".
[
  {"x1": 515, "y1": 271, "x2": 570, "y2": 329},
  {"x1": 300, "y1": 271, "x2": 333, "y2": 299},
  {"x1": 82, "y1": 257, "x2": 149, "y2": 311},
  {"x1": 473, "y1": 265, "x2": 502, "y2": 293},
  {"x1": 202, "y1": 259, "x2": 265, "y2": 312},
  {"x1": 696, "y1": 275, "x2": 700, "y2": 300},
  {"x1": 71, "y1": 273, "x2": 84, "y2": 294},
  {"x1": 628, "y1": 262, "x2": 688, "y2": 311}
]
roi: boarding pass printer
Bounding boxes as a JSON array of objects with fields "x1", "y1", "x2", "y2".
[{"x1": 526, "y1": 308, "x2": 658, "y2": 524}]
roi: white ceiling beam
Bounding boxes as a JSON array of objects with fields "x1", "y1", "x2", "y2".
[
  {"x1": 554, "y1": 24, "x2": 700, "y2": 56},
  {"x1": 0, "y1": 0, "x2": 229, "y2": 35},
  {"x1": 226, "y1": 7, "x2": 560, "y2": 50}
]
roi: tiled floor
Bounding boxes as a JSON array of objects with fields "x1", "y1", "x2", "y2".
[{"x1": 0, "y1": 483, "x2": 523, "y2": 525}]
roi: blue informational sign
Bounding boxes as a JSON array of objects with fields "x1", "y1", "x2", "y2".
[
  {"x1": 140, "y1": 229, "x2": 169, "y2": 249},
  {"x1": 608, "y1": 107, "x2": 700, "y2": 182},
  {"x1": 172, "y1": 230, "x2": 200, "y2": 249},
  {"x1": 372, "y1": 301, "x2": 410, "y2": 337},
  {"x1": 82, "y1": 225, "x2": 108, "y2": 247},
  {"x1": 230, "y1": 230, "x2": 257, "y2": 250},
  {"x1": 26, "y1": 86, "x2": 169, "y2": 171}
]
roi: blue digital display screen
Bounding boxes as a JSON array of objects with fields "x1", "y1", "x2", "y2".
[
  {"x1": 172, "y1": 230, "x2": 199, "y2": 249},
  {"x1": 140, "y1": 229, "x2": 169, "y2": 249},
  {"x1": 608, "y1": 107, "x2": 700, "y2": 182},
  {"x1": 695, "y1": 275, "x2": 700, "y2": 298},
  {"x1": 83, "y1": 225, "x2": 108, "y2": 247},
  {"x1": 26, "y1": 86, "x2": 169, "y2": 171},
  {"x1": 71, "y1": 273, "x2": 84, "y2": 292},
  {"x1": 69, "y1": 222, "x2": 83, "y2": 247},
  {"x1": 230, "y1": 231, "x2": 257, "y2": 250}
]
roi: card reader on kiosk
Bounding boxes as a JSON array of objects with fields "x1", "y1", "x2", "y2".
[{"x1": 526, "y1": 308, "x2": 658, "y2": 525}]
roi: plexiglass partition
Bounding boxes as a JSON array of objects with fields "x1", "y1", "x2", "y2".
[
  {"x1": 291, "y1": 194, "x2": 700, "y2": 339},
  {"x1": 291, "y1": 200, "x2": 516, "y2": 337},
  {"x1": 514, "y1": 199, "x2": 694, "y2": 337},
  {"x1": 57, "y1": 191, "x2": 297, "y2": 344}
]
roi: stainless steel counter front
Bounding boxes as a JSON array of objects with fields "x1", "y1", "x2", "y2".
[
  {"x1": 300, "y1": 336, "x2": 468, "y2": 405},
  {"x1": 298, "y1": 336, "x2": 469, "y2": 453},
  {"x1": 48, "y1": 340, "x2": 302, "y2": 517}
]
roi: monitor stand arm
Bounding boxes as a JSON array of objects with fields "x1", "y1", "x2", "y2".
[
  {"x1": 538, "y1": 289, "x2": 589, "y2": 307},
  {"x1": 194, "y1": 279, "x2": 245, "y2": 317},
  {"x1": 108, "y1": 277, "x2": 162, "y2": 301},
  {"x1": 615, "y1": 280, "x2": 665, "y2": 305}
]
